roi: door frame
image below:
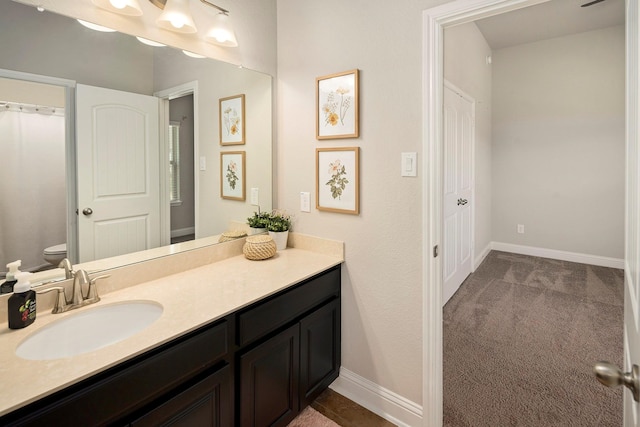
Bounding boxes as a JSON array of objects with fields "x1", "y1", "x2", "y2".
[
  {"x1": 422, "y1": 1, "x2": 554, "y2": 425},
  {"x1": 154, "y1": 81, "x2": 199, "y2": 246}
]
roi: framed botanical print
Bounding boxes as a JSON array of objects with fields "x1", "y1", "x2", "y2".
[
  {"x1": 316, "y1": 69, "x2": 359, "y2": 140},
  {"x1": 219, "y1": 94, "x2": 245, "y2": 145},
  {"x1": 316, "y1": 147, "x2": 360, "y2": 214},
  {"x1": 220, "y1": 151, "x2": 245, "y2": 200}
]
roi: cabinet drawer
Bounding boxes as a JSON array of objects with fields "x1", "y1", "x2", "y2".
[
  {"x1": 237, "y1": 266, "x2": 340, "y2": 347},
  {"x1": 3, "y1": 320, "x2": 229, "y2": 427}
]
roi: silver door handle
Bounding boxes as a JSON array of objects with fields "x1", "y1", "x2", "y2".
[
  {"x1": 82, "y1": 208, "x2": 93, "y2": 216},
  {"x1": 457, "y1": 198, "x2": 468, "y2": 206},
  {"x1": 594, "y1": 361, "x2": 640, "y2": 402}
]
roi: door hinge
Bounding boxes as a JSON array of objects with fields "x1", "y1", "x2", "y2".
[{"x1": 433, "y1": 245, "x2": 439, "y2": 258}]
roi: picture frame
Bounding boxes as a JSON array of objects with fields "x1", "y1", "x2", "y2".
[
  {"x1": 316, "y1": 69, "x2": 359, "y2": 140},
  {"x1": 316, "y1": 147, "x2": 360, "y2": 214},
  {"x1": 219, "y1": 94, "x2": 245, "y2": 145},
  {"x1": 220, "y1": 151, "x2": 246, "y2": 200}
]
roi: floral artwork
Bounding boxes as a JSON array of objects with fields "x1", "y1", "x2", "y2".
[
  {"x1": 226, "y1": 160, "x2": 239, "y2": 189},
  {"x1": 317, "y1": 70, "x2": 359, "y2": 139},
  {"x1": 326, "y1": 159, "x2": 349, "y2": 200},
  {"x1": 219, "y1": 94, "x2": 245, "y2": 145},
  {"x1": 316, "y1": 147, "x2": 359, "y2": 214},
  {"x1": 223, "y1": 107, "x2": 241, "y2": 138},
  {"x1": 220, "y1": 151, "x2": 245, "y2": 200}
]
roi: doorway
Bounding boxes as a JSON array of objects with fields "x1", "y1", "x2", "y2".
[
  {"x1": 168, "y1": 94, "x2": 196, "y2": 244},
  {"x1": 155, "y1": 81, "x2": 200, "y2": 246},
  {"x1": 422, "y1": 0, "x2": 629, "y2": 425}
]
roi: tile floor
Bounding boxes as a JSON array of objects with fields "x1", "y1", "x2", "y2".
[{"x1": 311, "y1": 389, "x2": 396, "y2": 427}]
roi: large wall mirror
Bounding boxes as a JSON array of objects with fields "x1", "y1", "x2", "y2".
[{"x1": 0, "y1": 1, "x2": 272, "y2": 285}]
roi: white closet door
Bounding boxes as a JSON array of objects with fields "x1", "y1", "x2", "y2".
[{"x1": 442, "y1": 83, "x2": 474, "y2": 306}]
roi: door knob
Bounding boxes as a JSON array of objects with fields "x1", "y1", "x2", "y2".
[
  {"x1": 457, "y1": 198, "x2": 468, "y2": 206},
  {"x1": 593, "y1": 361, "x2": 640, "y2": 402},
  {"x1": 82, "y1": 208, "x2": 93, "y2": 216}
]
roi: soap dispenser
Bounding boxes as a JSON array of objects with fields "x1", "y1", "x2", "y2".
[
  {"x1": 1, "y1": 260, "x2": 22, "y2": 294},
  {"x1": 8, "y1": 272, "x2": 36, "y2": 329}
]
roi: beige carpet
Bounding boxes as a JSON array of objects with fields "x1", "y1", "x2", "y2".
[
  {"x1": 444, "y1": 251, "x2": 624, "y2": 426},
  {"x1": 287, "y1": 406, "x2": 341, "y2": 427}
]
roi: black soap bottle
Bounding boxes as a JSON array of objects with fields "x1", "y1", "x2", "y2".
[
  {"x1": 1, "y1": 260, "x2": 22, "y2": 294},
  {"x1": 8, "y1": 272, "x2": 36, "y2": 330}
]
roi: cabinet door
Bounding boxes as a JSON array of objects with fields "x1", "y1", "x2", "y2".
[
  {"x1": 131, "y1": 365, "x2": 232, "y2": 427},
  {"x1": 240, "y1": 324, "x2": 300, "y2": 427},
  {"x1": 299, "y1": 299, "x2": 341, "y2": 408}
]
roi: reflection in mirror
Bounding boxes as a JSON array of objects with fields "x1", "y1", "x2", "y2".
[{"x1": 0, "y1": 1, "x2": 272, "y2": 285}]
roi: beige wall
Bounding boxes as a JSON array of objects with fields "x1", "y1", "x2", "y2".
[
  {"x1": 492, "y1": 25, "x2": 625, "y2": 259},
  {"x1": 444, "y1": 22, "x2": 493, "y2": 264},
  {"x1": 277, "y1": 0, "x2": 448, "y2": 405}
]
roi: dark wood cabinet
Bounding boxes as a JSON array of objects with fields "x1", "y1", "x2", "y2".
[
  {"x1": 131, "y1": 365, "x2": 232, "y2": 427},
  {"x1": 238, "y1": 267, "x2": 341, "y2": 427},
  {"x1": 299, "y1": 298, "x2": 340, "y2": 408},
  {"x1": 1, "y1": 320, "x2": 230, "y2": 427},
  {"x1": 239, "y1": 324, "x2": 300, "y2": 427},
  {"x1": 0, "y1": 264, "x2": 341, "y2": 427}
]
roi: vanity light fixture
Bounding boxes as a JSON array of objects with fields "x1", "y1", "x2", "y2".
[
  {"x1": 156, "y1": 0, "x2": 197, "y2": 33},
  {"x1": 150, "y1": 0, "x2": 238, "y2": 47},
  {"x1": 204, "y1": 10, "x2": 238, "y2": 47},
  {"x1": 92, "y1": 0, "x2": 143, "y2": 16},
  {"x1": 77, "y1": 19, "x2": 117, "y2": 32}
]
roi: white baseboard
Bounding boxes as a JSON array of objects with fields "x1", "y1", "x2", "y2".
[
  {"x1": 170, "y1": 227, "x2": 195, "y2": 238},
  {"x1": 491, "y1": 242, "x2": 624, "y2": 269},
  {"x1": 473, "y1": 242, "x2": 492, "y2": 270},
  {"x1": 329, "y1": 367, "x2": 423, "y2": 427}
]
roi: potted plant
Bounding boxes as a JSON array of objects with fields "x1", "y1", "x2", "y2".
[
  {"x1": 246, "y1": 209, "x2": 270, "y2": 234},
  {"x1": 266, "y1": 209, "x2": 291, "y2": 250}
]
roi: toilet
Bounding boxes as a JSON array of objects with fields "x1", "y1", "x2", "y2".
[{"x1": 43, "y1": 243, "x2": 67, "y2": 266}]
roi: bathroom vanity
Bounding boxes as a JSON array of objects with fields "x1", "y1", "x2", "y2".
[{"x1": 0, "y1": 236, "x2": 343, "y2": 427}]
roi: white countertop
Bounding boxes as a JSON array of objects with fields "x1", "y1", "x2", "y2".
[{"x1": 0, "y1": 247, "x2": 343, "y2": 417}]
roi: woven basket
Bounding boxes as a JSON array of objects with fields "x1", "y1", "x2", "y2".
[
  {"x1": 243, "y1": 235, "x2": 277, "y2": 260},
  {"x1": 218, "y1": 230, "x2": 248, "y2": 243}
]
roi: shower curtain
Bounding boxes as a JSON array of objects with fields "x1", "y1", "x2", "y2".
[{"x1": 0, "y1": 104, "x2": 66, "y2": 273}]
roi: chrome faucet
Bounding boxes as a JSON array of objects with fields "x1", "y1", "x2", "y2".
[
  {"x1": 58, "y1": 258, "x2": 75, "y2": 280},
  {"x1": 37, "y1": 269, "x2": 110, "y2": 314}
]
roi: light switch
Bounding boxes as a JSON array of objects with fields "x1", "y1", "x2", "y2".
[
  {"x1": 300, "y1": 192, "x2": 311, "y2": 212},
  {"x1": 199, "y1": 156, "x2": 206, "y2": 171},
  {"x1": 251, "y1": 188, "x2": 259, "y2": 206},
  {"x1": 401, "y1": 152, "x2": 417, "y2": 177}
]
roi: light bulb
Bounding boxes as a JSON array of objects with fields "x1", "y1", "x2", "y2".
[
  {"x1": 109, "y1": 0, "x2": 127, "y2": 9},
  {"x1": 156, "y1": 0, "x2": 197, "y2": 34},
  {"x1": 171, "y1": 17, "x2": 185, "y2": 29}
]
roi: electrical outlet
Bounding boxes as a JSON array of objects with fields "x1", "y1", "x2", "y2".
[{"x1": 517, "y1": 224, "x2": 525, "y2": 234}]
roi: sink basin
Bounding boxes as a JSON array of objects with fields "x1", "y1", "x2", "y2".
[{"x1": 16, "y1": 301, "x2": 163, "y2": 360}]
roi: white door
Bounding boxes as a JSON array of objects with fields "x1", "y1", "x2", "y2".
[
  {"x1": 442, "y1": 83, "x2": 474, "y2": 305},
  {"x1": 593, "y1": 1, "x2": 640, "y2": 424},
  {"x1": 76, "y1": 84, "x2": 161, "y2": 262},
  {"x1": 623, "y1": 0, "x2": 640, "y2": 424}
]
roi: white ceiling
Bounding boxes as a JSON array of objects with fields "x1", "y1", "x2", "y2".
[{"x1": 474, "y1": 0, "x2": 624, "y2": 50}]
